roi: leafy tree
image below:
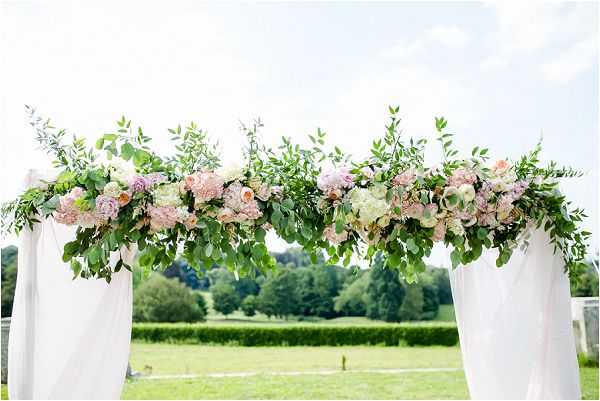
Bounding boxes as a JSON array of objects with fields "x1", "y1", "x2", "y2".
[
  {"x1": 334, "y1": 272, "x2": 369, "y2": 316},
  {"x1": 570, "y1": 257, "x2": 599, "y2": 297},
  {"x1": 193, "y1": 291, "x2": 209, "y2": 316},
  {"x1": 365, "y1": 254, "x2": 405, "y2": 322},
  {"x1": 420, "y1": 275, "x2": 440, "y2": 320},
  {"x1": 163, "y1": 260, "x2": 208, "y2": 290},
  {"x1": 272, "y1": 248, "x2": 323, "y2": 268},
  {"x1": 399, "y1": 283, "x2": 425, "y2": 321},
  {"x1": 431, "y1": 268, "x2": 453, "y2": 304},
  {"x1": 257, "y1": 268, "x2": 299, "y2": 319},
  {"x1": 1, "y1": 246, "x2": 18, "y2": 317},
  {"x1": 241, "y1": 295, "x2": 258, "y2": 317},
  {"x1": 133, "y1": 274, "x2": 205, "y2": 322},
  {"x1": 211, "y1": 282, "x2": 241, "y2": 317}
]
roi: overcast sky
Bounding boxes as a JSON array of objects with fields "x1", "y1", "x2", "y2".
[{"x1": 1, "y1": 1, "x2": 598, "y2": 262}]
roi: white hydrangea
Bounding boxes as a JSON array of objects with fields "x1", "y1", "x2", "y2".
[
  {"x1": 109, "y1": 158, "x2": 135, "y2": 186},
  {"x1": 153, "y1": 183, "x2": 183, "y2": 207},
  {"x1": 103, "y1": 181, "x2": 122, "y2": 198},
  {"x1": 347, "y1": 187, "x2": 389, "y2": 226},
  {"x1": 218, "y1": 163, "x2": 246, "y2": 182}
]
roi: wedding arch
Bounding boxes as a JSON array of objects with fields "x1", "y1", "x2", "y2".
[{"x1": 3, "y1": 106, "x2": 588, "y2": 400}]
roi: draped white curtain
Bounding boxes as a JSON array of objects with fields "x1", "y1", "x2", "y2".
[
  {"x1": 8, "y1": 170, "x2": 134, "y2": 400},
  {"x1": 449, "y1": 228, "x2": 581, "y2": 399}
]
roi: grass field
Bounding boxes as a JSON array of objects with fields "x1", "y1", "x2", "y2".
[{"x1": 1, "y1": 343, "x2": 597, "y2": 399}]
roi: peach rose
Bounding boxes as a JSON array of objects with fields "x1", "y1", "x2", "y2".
[
  {"x1": 241, "y1": 187, "x2": 254, "y2": 203},
  {"x1": 492, "y1": 160, "x2": 510, "y2": 175},
  {"x1": 118, "y1": 191, "x2": 131, "y2": 206}
]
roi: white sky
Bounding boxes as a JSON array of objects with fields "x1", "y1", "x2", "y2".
[{"x1": 1, "y1": 1, "x2": 598, "y2": 263}]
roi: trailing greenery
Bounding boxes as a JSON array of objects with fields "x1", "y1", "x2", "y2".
[{"x1": 131, "y1": 323, "x2": 459, "y2": 346}]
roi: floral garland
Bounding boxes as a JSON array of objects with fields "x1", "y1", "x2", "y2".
[{"x1": 1, "y1": 106, "x2": 591, "y2": 282}]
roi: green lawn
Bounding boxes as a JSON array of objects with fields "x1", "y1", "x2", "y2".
[
  {"x1": 129, "y1": 344, "x2": 463, "y2": 375},
  {"x1": 1, "y1": 343, "x2": 597, "y2": 399},
  {"x1": 122, "y1": 371, "x2": 470, "y2": 400}
]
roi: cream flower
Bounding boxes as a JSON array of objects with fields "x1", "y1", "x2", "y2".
[
  {"x1": 103, "y1": 181, "x2": 122, "y2": 198},
  {"x1": 218, "y1": 164, "x2": 246, "y2": 182},
  {"x1": 153, "y1": 183, "x2": 183, "y2": 207},
  {"x1": 459, "y1": 184, "x2": 476, "y2": 203}
]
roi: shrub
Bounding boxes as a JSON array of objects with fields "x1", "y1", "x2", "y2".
[
  {"x1": 241, "y1": 295, "x2": 258, "y2": 317},
  {"x1": 211, "y1": 282, "x2": 241, "y2": 317},
  {"x1": 133, "y1": 275, "x2": 206, "y2": 323},
  {"x1": 193, "y1": 291, "x2": 209, "y2": 316},
  {"x1": 131, "y1": 323, "x2": 459, "y2": 346}
]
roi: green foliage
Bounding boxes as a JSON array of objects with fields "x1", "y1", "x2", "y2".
[
  {"x1": 193, "y1": 291, "x2": 209, "y2": 316},
  {"x1": 257, "y1": 268, "x2": 300, "y2": 319},
  {"x1": 210, "y1": 282, "x2": 241, "y2": 317},
  {"x1": 133, "y1": 275, "x2": 206, "y2": 323},
  {"x1": 399, "y1": 283, "x2": 425, "y2": 321},
  {"x1": 1, "y1": 246, "x2": 18, "y2": 317},
  {"x1": 366, "y1": 255, "x2": 406, "y2": 322},
  {"x1": 131, "y1": 323, "x2": 459, "y2": 346},
  {"x1": 334, "y1": 272, "x2": 369, "y2": 316},
  {"x1": 571, "y1": 257, "x2": 599, "y2": 297},
  {"x1": 240, "y1": 295, "x2": 258, "y2": 317}
]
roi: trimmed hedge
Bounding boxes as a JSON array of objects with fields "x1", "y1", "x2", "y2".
[{"x1": 131, "y1": 323, "x2": 458, "y2": 346}]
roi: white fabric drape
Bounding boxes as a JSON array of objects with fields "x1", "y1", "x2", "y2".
[
  {"x1": 449, "y1": 228, "x2": 581, "y2": 399},
  {"x1": 9, "y1": 170, "x2": 134, "y2": 400}
]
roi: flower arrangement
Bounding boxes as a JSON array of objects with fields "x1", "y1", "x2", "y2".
[{"x1": 1, "y1": 106, "x2": 591, "y2": 282}]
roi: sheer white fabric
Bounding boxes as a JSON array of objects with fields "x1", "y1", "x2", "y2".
[
  {"x1": 449, "y1": 228, "x2": 581, "y2": 399},
  {"x1": 9, "y1": 170, "x2": 134, "y2": 400}
]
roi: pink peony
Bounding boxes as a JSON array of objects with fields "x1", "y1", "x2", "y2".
[
  {"x1": 145, "y1": 172, "x2": 167, "y2": 186},
  {"x1": 53, "y1": 187, "x2": 85, "y2": 225},
  {"x1": 447, "y1": 168, "x2": 477, "y2": 187},
  {"x1": 317, "y1": 167, "x2": 355, "y2": 194},
  {"x1": 129, "y1": 175, "x2": 150, "y2": 192},
  {"x1": 188, "y1": 172, "x2": 224, "y2": 205},
  {"x1": 146, "y1": 205, "x2": 178, "y2": 231},
  {"x1": 392, "y1": 168, "x2": 417, "y2": 187},
  {"x1": 95, "y1": 195, "x2": 119, "y2": 221}
]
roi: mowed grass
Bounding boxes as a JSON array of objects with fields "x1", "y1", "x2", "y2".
[
  {"x1": 129, "y1": 343, "x2": 463, "y2": 375},
  {"x1": 122, "y1": 371, "x2": 470, "y2": 400},
  {"x1": 0, "y1": 343, "x2": 597, "y2": 400}
]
